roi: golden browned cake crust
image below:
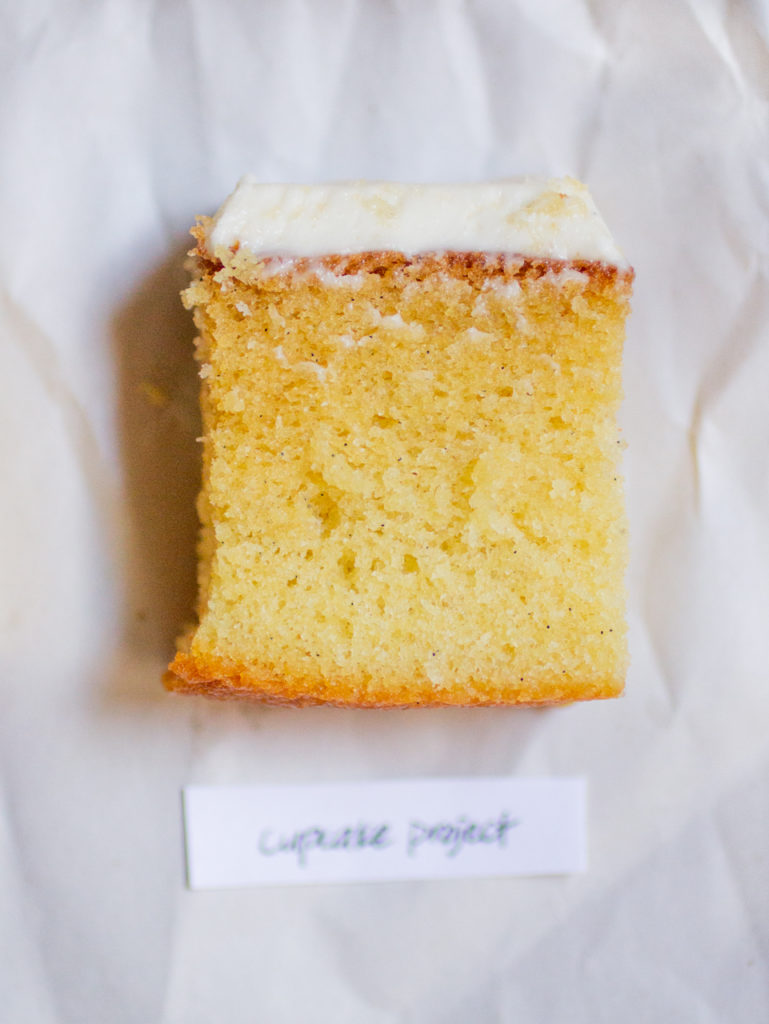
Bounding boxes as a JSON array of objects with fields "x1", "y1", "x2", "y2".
[
  {"x1": 167, "y1": 217, "x2": 632, "y2": 707},
  {"x1": 165, "y1": 651, "x2": 619, "y2": 707}
]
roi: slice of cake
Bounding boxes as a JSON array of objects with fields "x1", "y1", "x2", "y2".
[{"x1": 165, "y1": 178, "x2": 633, "y2": 707}]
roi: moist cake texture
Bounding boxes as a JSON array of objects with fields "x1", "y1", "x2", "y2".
[{"x1": 166, "y1": 178, "x2": 633, "y2": 707}]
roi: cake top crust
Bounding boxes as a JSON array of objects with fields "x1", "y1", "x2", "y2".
[{"x1": 207, "y1": 177, "x2": 628, "y2": 265}]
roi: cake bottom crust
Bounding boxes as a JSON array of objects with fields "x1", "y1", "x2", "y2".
[{"x1": 165, "y1": 653, "x2": 623, "y2": 709}]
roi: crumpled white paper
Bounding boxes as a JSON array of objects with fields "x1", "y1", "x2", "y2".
[{"x1": 2, "y1": 1, "x2": 769, "y2": 1020}]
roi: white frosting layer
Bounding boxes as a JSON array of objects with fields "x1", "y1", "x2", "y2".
[{"x1": 207, "y1": 177, "x2": 626, "y2": 265}]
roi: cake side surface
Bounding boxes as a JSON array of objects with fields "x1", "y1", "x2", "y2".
[{"x1": 167, "y1": 204, "x2": 632, "y2": 708}]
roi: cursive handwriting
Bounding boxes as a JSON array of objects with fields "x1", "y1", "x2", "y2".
[
  {"x1": 258, "y1": 822, "x2": 392, "y2": 867},
  {"x1": 407, "y1": 811, "x2": 519, "y2": 858}
]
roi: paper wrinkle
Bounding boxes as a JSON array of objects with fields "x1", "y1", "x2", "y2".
[
  {"x1": 638, "y1": 613, "x2": 677, "y2": 717},
  {"x1": 153, "y1": 887, "x2": 190, "y2": 1024},
  {"x1": 315, "y1": 908, "x2": 402, "y2": 1020},
  {"x1": 515, "y1": 0, "x2": 609, "y2": 63},
  {"x1": 1, "y1": 284, "x2": 117, "y2": 524},
  {"x1": 710, "y1": 809, "x2": 767, "y2": 960},
  {"x1": 439, "y1": 2, "x2": 495, "y2": 154},
  {"x1": 0, "y1": 778, "x2": 58, "y2": 1023},
  {"x1": 502, "y1": 799, "x2": 769, "y2": 1020},
  {"x1": 687, "y1": 0, "x2": 765, "y2": 101},
  {"x1": 689, "y1": 265, "x2": 769, "y2": 508},
  {"x1": 713, "y1": 766, "x2": 769, "y2": 974}
]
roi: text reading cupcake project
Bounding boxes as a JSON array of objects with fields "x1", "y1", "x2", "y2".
[
  {"x1": 257, "y1": 810, "x2": 520, "y2": 867},
  {"x1": 183, "y1": 777, "x2": 586, "y2": 889}
]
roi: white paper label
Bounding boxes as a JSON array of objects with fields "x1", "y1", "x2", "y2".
[{"x1": 183, "y1": 777, "x2": 586, "y2": 889}]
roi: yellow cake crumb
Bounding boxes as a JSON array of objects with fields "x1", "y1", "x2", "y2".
[{"x1": 166, "y1": 232, "x2": 632, "y2": 706}]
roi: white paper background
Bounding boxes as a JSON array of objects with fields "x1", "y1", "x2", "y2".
[{"x1": 2, "y1": 1, "x2": 769, "y2": 1020}]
